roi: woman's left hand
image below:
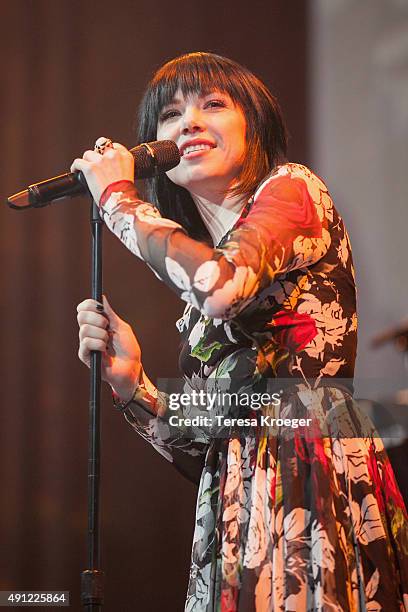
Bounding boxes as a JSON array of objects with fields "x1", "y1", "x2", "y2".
[{"x1": 70, "y1": 141, "x2": 134, "y2": 204}]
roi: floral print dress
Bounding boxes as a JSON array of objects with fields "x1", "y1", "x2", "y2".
[{"x1": 99, "y1": 163, "x2": 408, "y2": 611}]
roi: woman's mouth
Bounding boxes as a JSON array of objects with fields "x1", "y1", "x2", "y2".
[{"x1": 181, "y1": 142, "x2": 216, "y2": 158}]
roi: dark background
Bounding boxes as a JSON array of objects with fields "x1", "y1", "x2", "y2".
[{"x1": 0, "y1": 1, "x2": 309, "y2": 610}]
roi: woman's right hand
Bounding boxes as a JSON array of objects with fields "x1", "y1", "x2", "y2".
[{"x1": 77, "y1": 295, "x2": 141, "y2": 401}]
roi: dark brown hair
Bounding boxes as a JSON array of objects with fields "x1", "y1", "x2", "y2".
[{"x1": 136, "y1": 52, "x2": 288, "y2": 240}]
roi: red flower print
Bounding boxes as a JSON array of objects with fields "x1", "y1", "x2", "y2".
[
  {"x1": 311, "y1": 436, "x2": 329, "y2": 474},
  {"x1": 221, "y1": 587, "x2": 237, "y2": 612},
  {"x1": 366, "y1": 445, "x2": 385, "y2": 513},
  {"x1": 382, "y1": 458, "x2": 407, "y2": 512},
  {"x1": 272, "y1": 310, "x2": 318, "y2": 353},
  {"x1": 238, "y1": 175, "x2": 323, "y2": 240}
]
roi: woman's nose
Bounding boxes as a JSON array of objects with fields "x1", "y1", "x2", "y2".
[{"x1": 181, "y1": 107, "x2": 203, "y2": 134}]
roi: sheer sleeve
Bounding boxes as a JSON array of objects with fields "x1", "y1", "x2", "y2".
[
  {"x1": 99, "y1": 164, "x2": 331, "y2": 321},
  {"x1": 121, "y1": 371, "x2": 210, "y2": 485}
]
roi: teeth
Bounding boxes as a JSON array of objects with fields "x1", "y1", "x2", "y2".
[{"x1": 183, "y1": 144, "x2": 212, "y2": 155}]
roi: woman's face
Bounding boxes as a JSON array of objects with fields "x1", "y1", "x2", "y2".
[{"x1": 156, "y1": 89, "x2": 246, "y2": 198}]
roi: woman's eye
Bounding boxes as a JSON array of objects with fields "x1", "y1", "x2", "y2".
[
  {"x1": 159, "y1": 109, "x2": 180, "y2": 122},
  {"x1": 205, "y1": 99, "x2": 226, "y2": 109}
]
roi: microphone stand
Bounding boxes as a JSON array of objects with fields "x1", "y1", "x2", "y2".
[
  {"x1": 6, "y1": 142, "x2": 180, "y2": 609},
  {"x1": 81, "y1": 199, "x2": 104, "y2": 610}
]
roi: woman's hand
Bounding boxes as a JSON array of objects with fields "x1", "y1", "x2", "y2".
[
  {"x1": 70, "y1": 142, "x2": 134, "y2": 204},
  {"x1": 77, "y1": 295, "x2": 141, "y2": 401}
]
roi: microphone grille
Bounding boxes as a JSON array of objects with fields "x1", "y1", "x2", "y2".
[
  {"x1": 134, "y1": 140, "x2": 180, "y2": 179},
  {"x1": 150, "y1": 140, "x2": 180, "y2": 170}
]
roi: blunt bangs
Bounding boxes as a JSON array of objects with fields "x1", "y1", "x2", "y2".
[{"x1": 147, "y1": 53, "x2": 261, "y2": 121}]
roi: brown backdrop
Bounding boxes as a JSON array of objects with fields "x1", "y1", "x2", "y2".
[{"x1": 0, "y1": 1, "x2": 309, "y2": 609}]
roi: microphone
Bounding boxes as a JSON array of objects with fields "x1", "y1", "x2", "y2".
[{"x1": 7, "y1": 140, "x2": 180, "y2": 210}]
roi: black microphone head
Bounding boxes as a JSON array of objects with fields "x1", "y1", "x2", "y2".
[
  {"x1": 132, "y1": 140, "x2": 180, "y2": 179},
  {"x1": 6, "y1": 140, "x2": 181, "y2": 210}
]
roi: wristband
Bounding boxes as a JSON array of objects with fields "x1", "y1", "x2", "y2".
[{"x1": 113, "y1": 392, "x2": 134, "y2": 413}]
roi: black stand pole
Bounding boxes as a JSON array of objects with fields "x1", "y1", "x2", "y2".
[{"x1": 81, "y1": 200, "x2": 105, "y2": 610}]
